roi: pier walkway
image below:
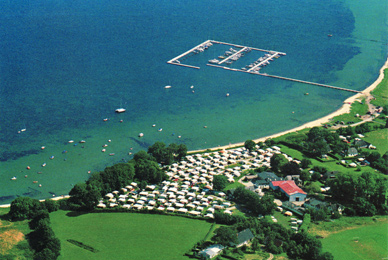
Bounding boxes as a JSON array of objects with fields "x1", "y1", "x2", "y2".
[
  {"x1": 260, "y1": 73, "x2": 361, "y2": 93},
  {"x1": 167, "y1": 39, "x2": 213, "y2": 70},
  {"x1": 247, "y1": 52, "x2": 279, "y2": 72},
  {"x1": 219, "y1": 47, "x2": 248, "y2": 64}
]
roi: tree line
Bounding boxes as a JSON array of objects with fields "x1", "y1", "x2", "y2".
[
  {"x1": 67, "y1": 142, "x2": 187, "y2": 211},
  {"x1": 8, "y1": 197, "x2": 61, "y2": 260}
]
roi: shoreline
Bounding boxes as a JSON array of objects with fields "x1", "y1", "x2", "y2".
[
  {"x1": 189, "y1": 57, "x2": 388, "y2": 154},
  {"x1": 1, "y1": 58, "x2": 387, "y2": 209}
]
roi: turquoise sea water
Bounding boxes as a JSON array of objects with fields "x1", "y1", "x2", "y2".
[{"x1": 0, "y1": 0, "x2": 387, "y2": 204}]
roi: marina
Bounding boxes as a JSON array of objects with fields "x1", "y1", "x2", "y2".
[{"x1": 168, "y1": 40, "x2": 361, "y2": 94}]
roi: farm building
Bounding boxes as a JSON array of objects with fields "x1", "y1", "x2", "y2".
[
  {"x1": 199, "y1": 244, "x2": 224, "y2": 259},
  {"x1": 270, "y1": 180, "x2": 307, "y2": 202}
]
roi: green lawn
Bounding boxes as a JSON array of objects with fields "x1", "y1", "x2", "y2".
[
  {"x1": 371, "y1": 69, "x2": 388, "y2": 107},
  {"x1": 321, "y1": 218, "x2": 388, "y2": 260},
  {"x1": 330, "y1": 99, "x2": 368, "y2": 124},
  {"x1": 277, "y1": 145, "x2": 374, "y2": 175},
  {"x1": 50, "y1": 211, "x2": 212, "y2": 260},
  {"x1": 363, "y1": 128, "x2": 388, "y2": 155}
]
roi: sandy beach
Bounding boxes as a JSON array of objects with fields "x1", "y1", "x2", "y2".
[{"x1": 190, "y1": 57, "x2": 388, "y2": 154}]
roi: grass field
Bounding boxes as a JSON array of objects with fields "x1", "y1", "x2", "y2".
[
  {"x1": 50, "y1": 211, "x2": 213, "y2": 260},
  {"x1": 371, "y1": 69, "x2": 388, "y2": 107},
  {"x1": 277, "y1": 145, "x2": 375, "y2": 175},
  {"x1": 331, "y1": 98, "x2": 368, "y2": 124},
  {"x1": 320, "y1": 217, "x2": 388, "y2": 260},
  {"x1": 363, "y1": 128, "x2": 388, "y2": 155},
  {"x1": 0, "y1": 208, "x2": 33, "y2": 259}
]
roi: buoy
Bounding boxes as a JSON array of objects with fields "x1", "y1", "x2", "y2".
[{"x1": 226, "y1": 93, "x2": 230, "y2": 97}]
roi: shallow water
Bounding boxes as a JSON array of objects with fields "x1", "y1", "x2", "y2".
[{"x1": 0, "y1": 0, "x2": 387, "y2": 203}]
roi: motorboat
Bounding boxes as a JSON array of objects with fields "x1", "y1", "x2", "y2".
[
  {"x1": 138, "y1": 133, "x2": 144, "y2": 137},
  {"x1": 115, "y1": 108, "x2": 126, "y2": 113},
  {"x1": 11, "y1": 176, "x2": 17, "y2": 180},
  {"x1": 164, "y1": 85, "x2": 172, "y2": 89}
]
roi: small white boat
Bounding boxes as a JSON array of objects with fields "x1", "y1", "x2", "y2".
[
  {"x1": 68, "y1": 140, "x2": 74, "y2": 143},
  {"x1": 226, "y1": 93, "x2": 230, "y2": 97},
  {"x1": 164, "y1": 85, "x2": 172, "y2": 89},
  {"x1": 79, "y1": 140, "x2": 86, "y2": 143},
  {"x1": 152, "y1": 124, "x2": 156, "y2": 127},
  {"x1": 102, "y1": 149, "x2": 106, "y2": 152},
  {"x1": 50, "y1": 156, "x2": 54, "y2": 160},
  {"x1": 20, "y1": 128, "x2": 26, "y2": 132},
  {"x1": 11, "y1": 176, "x2": 17, "y2": 180},
  {"x1": 190, "y1": 85, "x2": 194, "y2": 89},
  {"x1": 41, "y1": 146, "x2": 46, "y2": 150},
  {"x1": 42, "y1": 163, "x2": 46, "y2": 167},
  {"x1": 115, "y1": 108, "x2": 126, "y2": 113},
  {"x1": 158, "y1": 128, "x2": 163, "y2": 132},
  {"x1": 138, "y1": 133, "x2": 144, "y2": 137}
]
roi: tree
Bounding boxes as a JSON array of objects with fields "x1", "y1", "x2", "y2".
[
  {"x1": 319, "y1": 252, "x2": 334, "y2": 260},
  {"x1": 9, "y1": 197, "x2": 42, "y2": 220},
  {"x1": 385, "y1": 118, "x2": 388, "y2": 128},
  {"x1": 213, "y1": 175, "x2": 229, "y2": 191},
  {"x1": 244, "y1": 140, "x2": 256, "y2": 152},
  {"x1": 177, "y1": 144, "x2": 188, "y2": 161},
  {"x1": 68, "y1": 183, "x2": 100, "y2": 210},
  {"x1": 259, "y1": 194, "x2": 277, "y2": 216},
  {"x1": 280, "y1": 161, "x2": 301, "y2": 176},
  {"x1": 147, "y1": 141, "x2": 167, "y2": 164},
  {"x1": 29, "y1": 210, "x2": 50, "y2": 230},
  {"x1": 43, "y1": 200, "x2": 59, "y2": 213},
  {"x1": 270, "y1": 154, "x2": 288, "y2": 173},
  {"x1": 134, "y1": 159, "x2": 166, "y2": 184},
  {"x1": 311, "y1": 172, "x2": 321, "y2": 182},
  {"x1": 212, "y1": 226, "x2": 237, "y2": 246},
  {"x1": 300, "y1": 159, "x2": 312, "y2": 169},
  {"x1": 300, "y1": 170, "x2": 311, "y2": 183},
  {"x1": 308, "y1": 140, "x2": 329, "y2": 157}
]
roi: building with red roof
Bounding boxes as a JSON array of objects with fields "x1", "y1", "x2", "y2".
[{"x1": 270, "y1": 180, "x2": 307, "y2": 202}]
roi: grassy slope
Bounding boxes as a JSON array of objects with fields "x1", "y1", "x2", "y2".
[
  {"x1": 50, "y1": 211, "x2": 212, "y2": 260},
  {"x1": 363, "y1": 128, "x2": 388, "y2": 155},
  {"x1": 320, "y1": 217, "x2": 388, "y2": 260},
  {"x1": 277, "y1": 145, "x2": 374, "y2": 175},
  {"x1": 331, "y1": 98, "x2": 368, "y2": 124},
  {"x1": 371, "y1": 69, "x2": 388, "y2": 107},
  {"x1": 0, "y1": 208, "x2": 33, "y2": 259}
]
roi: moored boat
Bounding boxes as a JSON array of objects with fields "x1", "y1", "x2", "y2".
[{"x1": 115, "y1": 108, "x2": 126, "y2": 113}]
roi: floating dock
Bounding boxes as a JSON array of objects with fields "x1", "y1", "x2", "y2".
[{"x1": 167, "y1": 40, "x2": 361, "y2": 94}]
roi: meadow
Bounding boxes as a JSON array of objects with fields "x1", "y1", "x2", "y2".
[
  {"x1": 50, "y1": 211, "x2": 213, "y2": 260},
  {"x1": 320, "y1": 217, "x2": 388, "y2": 260}
]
